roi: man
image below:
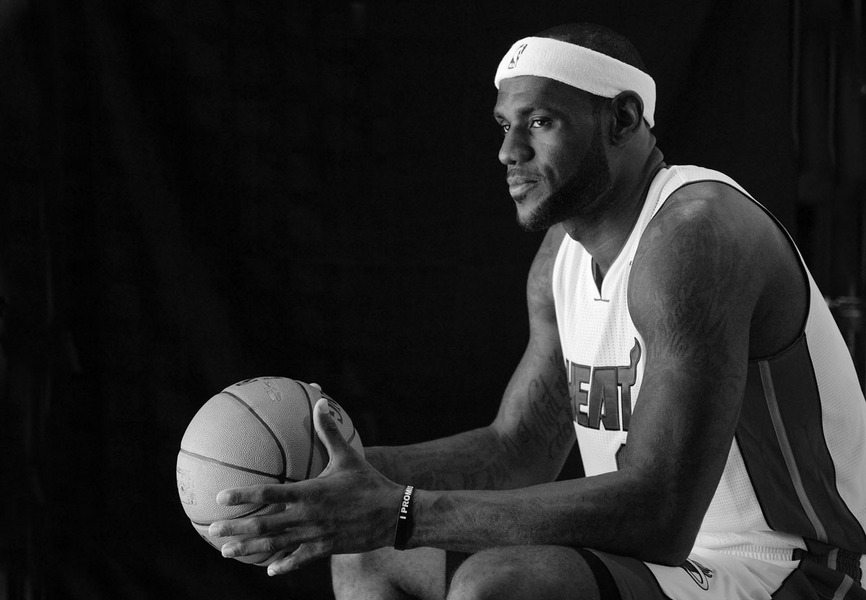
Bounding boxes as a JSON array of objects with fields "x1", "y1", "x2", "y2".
[{"x1": 208, "y1": 23, "x2": 866, "y2": 599}]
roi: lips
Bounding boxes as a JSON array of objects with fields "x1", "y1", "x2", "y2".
[
  {"x1": 509, "y1": 181, "x2": 535, "y2": 197},
  {"x1": 506, "y1": 171, "x2": 538, "y2": 198}
]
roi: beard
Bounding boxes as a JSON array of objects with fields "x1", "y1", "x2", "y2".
[{"x1": 518, "y1": 121, "x2": 613, "y2": 233}]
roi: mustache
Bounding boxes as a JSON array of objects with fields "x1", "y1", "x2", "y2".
[{"x1": 506, "y1": 168, "x2": 540, "y2": 182}]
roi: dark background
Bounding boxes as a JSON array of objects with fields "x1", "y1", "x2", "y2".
[{"x1": 1, "y1": 1, "x2": 863, "y2": 598}]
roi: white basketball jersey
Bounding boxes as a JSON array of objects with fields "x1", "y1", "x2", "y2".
[{"x1": 552, "y1": 165, "x2": 866, "y2": 562}]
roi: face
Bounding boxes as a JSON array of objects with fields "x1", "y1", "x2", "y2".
[{"x1": 493, "y1": 76, "x2": 612, "y2": 232}]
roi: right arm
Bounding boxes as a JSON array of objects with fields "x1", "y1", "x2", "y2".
[{"x1": 365, "y1": 225, "x2": 575, "y2": 491}]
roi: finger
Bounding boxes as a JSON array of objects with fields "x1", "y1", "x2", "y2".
[
  {"x1": 209, "y1": 506, "x2": 293, "y2": 538},
  {"x1": 310, "y1": 382, "x2": 322, "y2": 391},
  {"x1": 267, "y1": 540, "x2": 329, "y2": 576},
  {"x1": 220, "y1": 534, "x2": 300, "y2": 559},
  {"x1": 216, "y1": 483, "x2": 296, "y2": 506},
  {"x1": 312, "y1": 397, "x2": 353, "y2": 466},
  {"x1": 221, "y1": 525, "x2": 319, "y2": 559}
]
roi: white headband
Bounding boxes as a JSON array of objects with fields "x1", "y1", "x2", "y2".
[{"x1": 494, "y1": 37, "x2": 656, "y2": 128}]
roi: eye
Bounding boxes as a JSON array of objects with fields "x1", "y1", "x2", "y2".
[
  {"x1": 498, "y1": 122, "x2": 510, "y2": 134},
  {"x1": 529, "y1": 117, "x2": 551, "y2": 129}
]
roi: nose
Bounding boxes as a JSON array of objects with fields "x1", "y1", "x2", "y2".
[{"x1": 498, "y1": 128, "x2": 533, "y2": 165}]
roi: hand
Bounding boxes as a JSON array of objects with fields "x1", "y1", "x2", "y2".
[{"x1": 208, "y1": 397, "x2": 404, "y2": 575}]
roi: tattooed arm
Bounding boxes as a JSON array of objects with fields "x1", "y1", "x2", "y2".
[
  {"x1": 365, "y1": 224, "x2": 574, "y2": 491},
  {"x1": 397, "y1": 184, "x2": 782, "y2": 564}
]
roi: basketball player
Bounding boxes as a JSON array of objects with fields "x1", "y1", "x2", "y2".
[{"x1": 208, "y1": 23, "x2": 866, "y2": 600}]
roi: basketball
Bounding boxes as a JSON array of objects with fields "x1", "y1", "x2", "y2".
[{"x1": 175, "y1": 377, "x2": 364, "y2": 566}]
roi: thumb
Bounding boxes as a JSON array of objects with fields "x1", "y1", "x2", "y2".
[{"x1": 312, "y1": 397, "x2": 352, "y2": 467}]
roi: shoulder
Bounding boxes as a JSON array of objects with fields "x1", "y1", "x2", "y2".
[
  {"x1": 656, "y1": 179, "x2": 760, "y2": 233},
  {"x1": 629, "y1": 182, "x2": 768, "y2": 337},
  {"x1": 530, "y1": 225, "x2": 567, "y2": 271},
  {"x1": 527, "y1": 225, "x2": 567, "y2": 321},
  {"x1": 642, "y1": 179, "x2": 775, "y2": 264},
  {"x1": 635, "y1": 178, "x2": 809, "y2": 356}
]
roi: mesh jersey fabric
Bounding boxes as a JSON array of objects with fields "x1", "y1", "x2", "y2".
[{"x1": 551, "y1": 165, "x2": 866, "y2": 562}]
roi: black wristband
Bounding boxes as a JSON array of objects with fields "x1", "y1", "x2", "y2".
[{"x1": 393, "y1": 485, "x2": 415, "y2": 550}]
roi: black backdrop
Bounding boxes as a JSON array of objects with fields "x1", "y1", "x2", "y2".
[{"x1": 1, "y1": 1, "x2": 862, "y2": 598}]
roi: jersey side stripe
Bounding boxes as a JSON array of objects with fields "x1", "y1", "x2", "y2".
[
  {"x1": 737, "y1": 336, "x2": 866, "y2": 552},
  {"x1": 833, "y1": 574, "x2": 854, "y2": 600},
  {"x1": 758, "y1": 359, "x2": 828, "y2": 542},
  {"x1": 770, "y1": 335, "x2": 866, "y2": 551}
]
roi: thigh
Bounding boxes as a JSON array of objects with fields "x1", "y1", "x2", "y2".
[
  {"x1": 446, "y1": 546, "x2": 816, "y2": 600},
  {"x1": 446, "y1": 546, "x2": 607, "y2": 600},
  {"x1": 593, "y1": 548, "x2": 805, "y2": 600},
  {"x1": 332, "y1": 546, "x2": 447, "y2": 600}
]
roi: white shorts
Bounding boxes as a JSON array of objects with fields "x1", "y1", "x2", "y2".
[{"x1": 584, "y1": 547, "x2": 865, "y2": 600}]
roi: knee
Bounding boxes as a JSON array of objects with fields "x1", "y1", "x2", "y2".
[
  {"x1": 446, "y1": 549, "x2": 525, "y2": 600},
  {"x1": 331, "y1": 550, "x2": 397, "y2": 600},
  {"x1": 446, "y1": 546, "x2": 599, "y2": 600},
  {"x1": 331, "y1": 550, "x2": 371, "y2": 578},
  {"x1": 332, "y1": 547, "x2": 446, "y2": 600},
  {"x1": 331, "y1": 548, "x2": 402, "y2": 589}
]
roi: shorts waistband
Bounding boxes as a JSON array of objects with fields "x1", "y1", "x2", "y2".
[{"x1": 793, "y1": 547, "x2": 863, "y2": 583}]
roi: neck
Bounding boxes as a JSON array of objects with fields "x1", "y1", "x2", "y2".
[{"x1": 562, "y1": 147, "x2": 665, "y2": 276}]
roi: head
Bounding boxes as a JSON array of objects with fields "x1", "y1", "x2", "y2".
[
  {"x1": 534, "y1": 23, "x2": 648, "y2": 74},
  {"x1": 493, "y1": 24, "x2": 654, "y2": 232}
]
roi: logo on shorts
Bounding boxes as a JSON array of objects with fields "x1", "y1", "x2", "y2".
[
  {"x1": 680, "y1": 559, "x2": 713, "y2": 591},
  {"x1": 508, "y1": 43, "x2": 528, "y2": 69}
]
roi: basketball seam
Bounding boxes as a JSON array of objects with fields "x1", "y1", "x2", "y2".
[
  {"x1": 223, "y1": 390, "x2": 288, "y2": 483},
  {"x1": 178, "y1": 448, "x2": 294, "y2": 482}
]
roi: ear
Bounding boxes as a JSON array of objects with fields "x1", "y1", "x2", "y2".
[{"x1": 609, "y1": 91, "x2": 644, "y2": 145}]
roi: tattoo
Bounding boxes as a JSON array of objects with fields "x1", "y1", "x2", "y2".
[
  {"x1": 631, "y1": 200, "x2": 750, "y2": 412},
  {"x1": 367, "y1": 429, "x2": 511, "y2": 490},
  {"x1": 371, "y1": 227, "x2": 574, "y2": 492},
  {"x1": 409, "y1": 205, "x2": 760, "y2": 554},
  {"x1": 369, "y1": 351, "x2": 573, "y2": 491},
  {"x1": 502, "y1": 349, "x2": 572, "y2": 467}
]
